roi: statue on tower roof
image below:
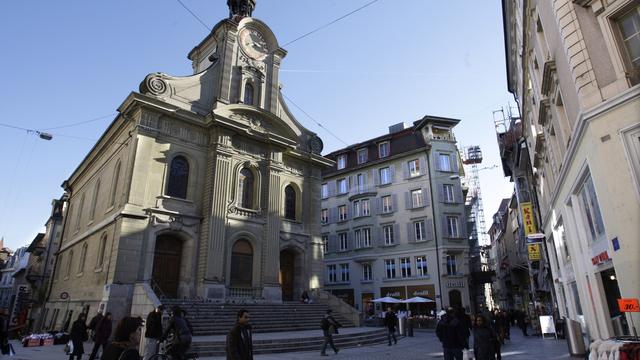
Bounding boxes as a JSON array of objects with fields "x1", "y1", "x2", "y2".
[{"x1": 227, "y1": 0, "x2": 255, "y2": 21}]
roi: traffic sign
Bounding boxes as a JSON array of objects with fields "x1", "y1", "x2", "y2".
[{"x1": 60, "y1": 292, "x2": 69, "y2": 300}]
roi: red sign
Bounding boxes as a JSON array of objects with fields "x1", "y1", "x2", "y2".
[
  {"x1": 43, "y1": 338, "x2": 54, "y2": 346},
  {"x1": 618, "y1": 298, "x2": 640, "y2": 312},
  {"x1": 591, "y1": 251, "x2": 610, "y2": 265},
  {"x1": 27, "y1": 338, "x2": 40, "y2": 347}
]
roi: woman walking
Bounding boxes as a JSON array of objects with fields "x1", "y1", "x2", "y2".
[
  {"x1": 69, "y1": 313, "x2": 88, "y2": 360},
  {"x1": 473, "y1": 315, "x2": 497, "y2": 360}
]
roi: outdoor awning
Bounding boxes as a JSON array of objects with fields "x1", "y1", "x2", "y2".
[
  {"x1": 371, "y1": 296, "x2": 402, "y2": 303},
  {"x1": 403, "y1": 296, "x2": 435, "y2": 303}
]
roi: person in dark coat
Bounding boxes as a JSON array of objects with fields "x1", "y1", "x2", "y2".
[
  {"x1": 89, "y1": 312, "x2": 112, "y2": 360},
  {"x1": 384, "y1": 307, "x2": 398, "y2": 346},
  {"x1": 69, "y1": 313, "x2": 88, "y2": 360},
  {"x1": 144, "y1": 305, "x2": 164, "y2": 360},
  {"x1": 456, "y1": 307, "x2": 472, "y2": 349},
  {"x1": 87, "y1": 311, "x2": 104, "y2": 340},
  {"x1": 319, "y1": 309, "x2": 341, "y2": 356},
  {"x1": 161, "y1": 306, "x2": 193, "y2": 360},
  {"x1": 226, "y1": 309, "x2": 253, "y2": 360},
  {"x1": 473, "y1": 315, "x2": 497, "y2": 360},
  {"x1": 101, "y1": 316, "x2": 143, "y2": 360},
  {"x1": 436, "y1": 308, "x2": 466, "y2": 360}
]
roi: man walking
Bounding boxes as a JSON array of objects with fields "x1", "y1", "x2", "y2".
[
  {"x1": 320, "y1": 309, "x2": 341, "y2": 356},
  {"x1": 436, "y1": 307, "x2": 466, "y2": 360},
  {"x1": 87, "y1": 310, "x2": 104, "y2": 340},
  {"x1": 226, "y1": 309, "x2": 253, "y2": 360},
  {"x1": 384, "y1": 307, "x2": 398, "y2": 346},
  {"x1": 88, "y1": 312, "x2": 112, "y2": 360},
  {"x1": 144, "y1": 305, "x2": 164, "y2": 360}
]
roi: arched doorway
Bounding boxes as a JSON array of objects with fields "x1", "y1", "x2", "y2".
[
  {"x1": 449, "y1": 289, "x2": 462, "y2": 309},
  {"x1": 152, "y1": 235, "x2": 182, "y2": 298},
  {"x1": 279, "y1": 250, "x2": 295, "y2": 301},
  {"x1": 230, "y1": 239, "x2": 253, "y2": 288}
]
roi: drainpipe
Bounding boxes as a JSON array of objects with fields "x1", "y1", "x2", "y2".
[{"x1": 426, "y1": 148, "x2": 444, "y2": 311}]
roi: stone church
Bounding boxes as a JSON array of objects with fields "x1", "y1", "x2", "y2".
[{"x1": 43, "y1": 0, "x2": 331, "y2": 327}]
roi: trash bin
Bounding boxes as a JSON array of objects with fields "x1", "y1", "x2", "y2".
[
  {"x1": 398, "y1": 316, "x2": 407, "y2": 336},
  {"x1": 565, "y1": 317, "x2": 586, "y2": 357},
  {"x1": 407, "y1": 318, "x2": 414, "y2": 337}
]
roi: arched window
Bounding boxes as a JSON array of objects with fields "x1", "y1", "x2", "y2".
[
  {"x1": 230, "y1": 239, "x2": 253, "y2": 287},
  {"x1": 109, "y1": 161, "x2": 121, "y2": 207},
  {"x1": 55, "y1": 254, "x2": 63, "y2": 280},
  {"x1": 238, "y1": 168, "x2": 254, "y2": 209},
  {"x1": 65, "y1": 250, "x2": 74, "y2": 278},
  {"x1": 75, "y1": 195, "x2": 85, "y2": 231},
  {"x1": 244, "y1": 83, "x2": 254, "y2": 105},
  {"x1": 166, "y1": 156, "x2": 189, "y2": 199},
  {"x1": 90, "y1": 180, "x2": 100, "y2": 220},
  {"x1": 78, "y1": 243, "x2": 88, "y2": 274},
  {"x1": 284, "y1": 185, "x2": 296, "y2": 220},
  {"x1": 97, "y1": 233, "x2": 108, "y2": 269}
]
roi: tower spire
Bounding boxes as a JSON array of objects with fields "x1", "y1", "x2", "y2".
[{"x1": 227, "y1": 0, "x2": 255, "y2": 21}]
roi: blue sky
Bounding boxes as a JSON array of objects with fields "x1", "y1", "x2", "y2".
[{"x1": 0, "y1": 0, "x2": 513, "y2": 250}]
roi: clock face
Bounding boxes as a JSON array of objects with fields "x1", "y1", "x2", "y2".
[{"x1": 239, "y1": 28, "x2": 268, "y2": 60}]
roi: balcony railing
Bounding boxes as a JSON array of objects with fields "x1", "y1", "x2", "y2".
[{"x1": 227, "y1": 287, "x2": 263, "y2": 300}]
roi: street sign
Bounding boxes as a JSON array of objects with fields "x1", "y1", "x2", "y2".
[
  {"x1": 618, "y1": 298, "x2": 640, "y2": 312},
  {"x1": 527, "y1": 243, "x2": 541, "y2": 261}
]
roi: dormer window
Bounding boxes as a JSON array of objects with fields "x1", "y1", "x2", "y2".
[
  {"x1": 357, "y1": 148, "x2": 368, "y2": 164},
  {"x1": 378, "y1": 141, "x2": 390, "y2": 158},
  {"x1": 336, "y1": 155, "x2": 347, "y2": 170}
]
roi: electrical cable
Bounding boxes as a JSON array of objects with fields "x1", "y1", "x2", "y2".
[
  {"x1": 282, "y1": 0, "x2": 382, "y2": 47},
  {"x1": 281, "y1": 93, "x2": 349, "y2": 147},
  {"x1": 175, "y1": 0, "x2": 212, "y2": 32},
  {"x1": 38, "y1": 113, "x2": 116, "y2": 131}
]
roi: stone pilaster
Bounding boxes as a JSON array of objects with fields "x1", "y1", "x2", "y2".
[{"x1": 262, "y1": 152, "x2": 283, "y2": 302}]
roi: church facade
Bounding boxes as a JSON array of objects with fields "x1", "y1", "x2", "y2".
[{"x1": 43, "y1": 1, "x2": 331, "y2": 328}]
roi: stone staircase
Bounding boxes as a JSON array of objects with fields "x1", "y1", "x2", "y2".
[
  {"x1": 160, "y1": 300, "x2": 355, "y2": 336},
  {"x1": 191, "y1": 328, "x2": 390, "y2": 357}
]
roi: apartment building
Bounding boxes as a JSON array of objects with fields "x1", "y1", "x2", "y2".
[
  {"x1": 503, "y1": 0, "x2": 640, "y2": 339},
  {"x1": 321, "y1": 117, "x2": 469, "y2": 314}
]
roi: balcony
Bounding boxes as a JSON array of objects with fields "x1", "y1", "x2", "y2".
[{"x1": 348, "y1": 185, "x2": 377, "y2": 201}]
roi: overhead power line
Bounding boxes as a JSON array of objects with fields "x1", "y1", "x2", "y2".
[
  {"x1": 282, "y1": 0, "x2": 382, "y2": 47},
  {"x1": 175, "y1": 0, "x2": 212, "y2": 32},
  {"x1": 39, "y1": 113, "x2": 117, "y2": 131},
  {"x1": 282, "y1": 93, "x2": 349, "y2": 147}
]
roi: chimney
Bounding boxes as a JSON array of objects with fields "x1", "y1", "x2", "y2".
[{"x1": 388, "y1": 122, "x2": 406, "y2": 134}]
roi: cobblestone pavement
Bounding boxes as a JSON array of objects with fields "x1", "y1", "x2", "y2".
[{"x1": 6, "y1": 327, "x2": 575, "y2": 359}]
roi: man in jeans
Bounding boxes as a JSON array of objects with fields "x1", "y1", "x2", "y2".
[
  {"x1": 144, "y1": 305, "x2": 164, "y2": 360},
  {"x1": 320, "y1": 309, "x2": 341, "y2": 356},
  {"x1": 384, "y1": 307, "x2": 398, "y2": 346},
  {"x1": 436, "y1": 307, "x2": 466, "y2": 360}
]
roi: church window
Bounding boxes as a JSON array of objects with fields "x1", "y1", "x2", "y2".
[
  {"x1": 167, "y1": 156, "x2": 189, "y2": 199},
  {"x1": 65, "y1": 250, "x2": 74, "y2": 279},
  {"x1": 244, "y1": 83, "x2": 254, "y2": 105},
  {"x1": 75, "y1": 194, "x2": 85, "y2": 231},
  {"x1": 238, "y1": 168, "x2": 255, "y2": 209},
  {"x1": 90, "y1": 180, "x2": 100, "y2": 221},
  {"x1": 284, "y1": 185, "x2": 296, "y2": 220},
  {"x1": 78, "y1": 243, "x2": 88, "y2": 274},
  {"x1": 96, "y1": 233, "x2": 108, "y2": 269},
  {"x1": 230, "y1": 239, "x2": 253, "y2": 287},
  {"x1": 109, "y1": 161, "x2": 121, "y2": 207}
]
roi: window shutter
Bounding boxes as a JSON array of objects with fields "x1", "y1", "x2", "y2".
[
  {"x1": 391, "y1": 194, "x2": 398, "y2": 212},
  {"x1": 330, "y1": 207, "x2": 338, "y2": 223},
  {"x1": 373, "y1": 169, "x2": 380, "y2": 186},
  {"x1": 438, "y1": 185, "x2": 445, "y2": 203},
  {"x1": 346, "y1": 231, "x2": 352, "y2": 250},
  {"x1": 377, "y1": 227, "x2": 385, "y2": 246},
  {"x1": 456, "y1": 184, "x2": 464, "y2": 204},
  {"x1": 425, "y1": 220, "x2": 434, "y2": 240},
  {"x1": 405, "y1": 191, "x2": 412, "y2": 210},
  {"x1": 329, "y1": 181, "x2": 337, "y2": 196},
  {"x1": 389, "y1": 164, "x2": 395, "y2": 183},
  {"x1": 423, "y1": 187, "x2": 430, "y2": 206},
  {"x1": 442, "y1": 216, "x2": 449, "y2": 238},
  {"x1": 373, "y1": 197, "x2": 381, "y2": 215},
  {"x1": 393, "y1": 223, "x2": 400, "y2": 243},
  {"x1": 435, "y1": 154, "x2": 442, "y2": 171},
  {"x1": 403, "y1": 161, "x2": 409, "y2": 180},
  {"x1": 419, "y1": 157, "x2": 427, "y2": 175},
  {"x1": 460, "y1": 216, "x2": 467, "y2": 239},
  {"x1": 407, "y1": 223, "x2": 415, "y2": 243},
  {"x1": 329, "y1": 234, "x2": 337, "y2": 252},
  {"x1": 451, "y1": 155, "x2": 459, "y2": 173},
  {"x1": 363, "y1": 172, "x2": 369, "y2": 187}
]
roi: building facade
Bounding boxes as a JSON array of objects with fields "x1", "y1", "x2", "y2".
[
  {"x1": 43, "y1": 1, "x2": 331, "y2": 329},
  {"x1": 321, "y1": 117, "x2": 470, "y2": 314},
  {"x1": 503, "y1": 0, "x2": 640, "y2": 339}
]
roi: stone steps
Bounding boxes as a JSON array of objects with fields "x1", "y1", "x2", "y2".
[{"x1": 191, "y1": 328, "x2": 390, "y2": 357}]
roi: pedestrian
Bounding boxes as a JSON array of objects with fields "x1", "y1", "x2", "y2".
[
  {"x1": 473, "y1": 315, "x2": 497, "y2": 360},
  {"x1": 69, "y1": 313, "x2": 88, "y2": 360},
  {"x1": 89, "y1": 312, "x2": 113, "y2": 360},
  {"x1": 436, "y1": 307, "x2": 466, "y2": 360},
  {"x1": 300, "y1": 290, "x2": 310, "y2": 303},
  {"x1": 88, "y1": 310, "x2": 104, "y2": 340},
  {"x1": 456, "y1": 307, "x2": 472, "y2": 349},
  {"x1": 517, "y1": 310, "x2": 528, "y2": 336},
  {"x1": 319, "y1": 309, "x2": 341, "y2": 356},
  {"x1": 101, "y1": 316, "x2": 144, "y2": 360},
  {"x1": 226, "y1": 309, "x2": 253, "y2": 360},
  {"x1": 384, "y1": 307, "x2": 398, "y2": 346},
  {"x1": 161, "y1": 305, "x2": 193, "y2": 360},
  {"x1": 144, "y1": 305, "x2": 164, "y2": 360}
]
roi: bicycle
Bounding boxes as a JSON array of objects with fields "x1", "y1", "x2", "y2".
[{"x1": 148, "y1": 341, "x2": 199, "y2": 360}]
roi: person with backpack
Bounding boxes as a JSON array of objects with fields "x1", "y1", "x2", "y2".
[
  {"x1": 384, "y1": 307, "x2": 398, "y2": 346},
  {"x1": 319, "y1": 309, "x2": 341, "y2": 356},
  {"x1": 160, "y1": 306, "x2": 193, "y2": 360},
  {"x1": 436, "y1": 307, "x2": 467, "y2": 360}
]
